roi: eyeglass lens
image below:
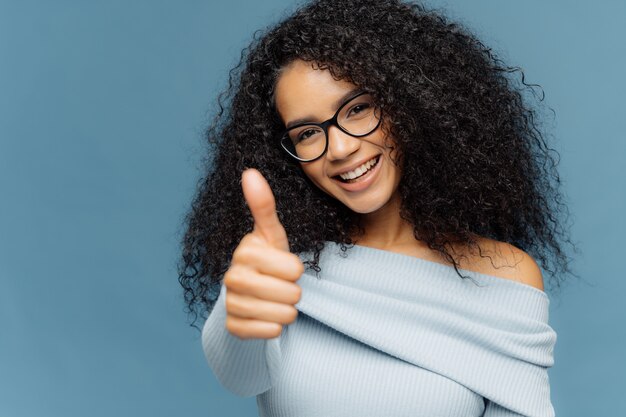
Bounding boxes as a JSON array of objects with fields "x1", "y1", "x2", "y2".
[{"x1": 281, "y1": 94, "x2": 381, "y2": 161}]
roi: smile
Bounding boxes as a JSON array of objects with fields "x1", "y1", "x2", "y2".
[
  {"x1": 331, "y1": 155, "x2": 382, "y2": 192},
  {"x1": 337, "y1": 156, "x2": 380, "y2": 181}
]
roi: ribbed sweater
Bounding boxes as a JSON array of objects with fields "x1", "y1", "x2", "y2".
[{"x1": 202, "y1": 241, "x2": 557, "y2": 417}]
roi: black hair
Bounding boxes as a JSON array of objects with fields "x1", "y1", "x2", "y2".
[{"x1": 178, "y1": 0, "x2": 580, "y2": 330}]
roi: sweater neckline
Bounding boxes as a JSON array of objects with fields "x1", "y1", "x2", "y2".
[{"x1": 321, "y1": 241, "x2": 549, "y2": 299}]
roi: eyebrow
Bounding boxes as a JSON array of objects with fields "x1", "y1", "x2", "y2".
[{"x1": 285, "y1": 88, "x2": 364, "y2": 129}]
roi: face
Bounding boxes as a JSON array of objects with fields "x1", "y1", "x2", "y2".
[{"x1": 274, "y1": 60, "x2": 403, "y2": 214}]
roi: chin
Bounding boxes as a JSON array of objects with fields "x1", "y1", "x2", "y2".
[
  {"x1": 338, "y1": 195, "x2": 390, "y2": 214},
  {"x1": 314, "y1": 177, "x2": 394, "y2": 214}
]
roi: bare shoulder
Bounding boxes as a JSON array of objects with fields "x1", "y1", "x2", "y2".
[{"x1": 457, "y1": 237, "x2": 545, "y2": 291}]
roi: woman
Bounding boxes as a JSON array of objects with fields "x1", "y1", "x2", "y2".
[{"x1": 179, "y1": 0, "x2": 577, "y2": 415}]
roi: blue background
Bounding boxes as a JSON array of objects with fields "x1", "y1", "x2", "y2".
[{"x1": 1, "y1": 0, "x2": 624, "y2": 416}]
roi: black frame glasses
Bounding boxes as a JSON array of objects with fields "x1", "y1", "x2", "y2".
[{"x1": 278, "y1": 91, "x2": 383, "y2": 162}]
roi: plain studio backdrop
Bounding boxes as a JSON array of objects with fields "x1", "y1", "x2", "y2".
[{"x1": 0, "y1": 1, "x2": 624, "y2": 416}]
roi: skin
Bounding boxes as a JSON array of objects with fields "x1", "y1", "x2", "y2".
[
  {"x1": 274, "y1": 59, "x2": 545, "y2": 291},
  {"x1": 274, "y1": 60, "x2": 411, "y2": 244},
  {"x1": 221, "y1": 58, "x2": 547, "y2": 341}
]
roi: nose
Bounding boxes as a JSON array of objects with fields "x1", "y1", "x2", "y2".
[{"x1": 326, "y1": 125, "x2": 360, "y2": 161}]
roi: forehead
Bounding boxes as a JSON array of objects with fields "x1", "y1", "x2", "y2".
[{"x1": 274, "y1": 60, "x2": 358, "y2": 121}]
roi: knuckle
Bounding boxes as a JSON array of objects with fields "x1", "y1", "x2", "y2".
[
  {"x1": 224, "y1": 268, "x2": 242, "y2": 289},
  {"x1": 232, "y1": 242, "x2": 251, "y2": 264},
  {"x1": 239, "y1": 233, "x2": 253, "y2": 244},
  {"x1": 224, "y1": 294, "x2": 236, "y2": 312},
  {"x1": 233, "y1": 234, "x2": 263, "y2": 263},
  {"x1": 223, "y1": 268, "x2": 236, "y2": 287},
  {"x1": 224, "y1": 265, "x2": 250, "y2": 293}
]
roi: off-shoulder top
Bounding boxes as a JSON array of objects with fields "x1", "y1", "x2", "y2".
[{"x1": 202, "y1": 241, "x2": 557, "y2": 417}]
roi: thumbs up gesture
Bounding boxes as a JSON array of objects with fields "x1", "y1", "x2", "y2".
[{"x1": 223, "y1": 168, "x2": 304, "y2": 340}]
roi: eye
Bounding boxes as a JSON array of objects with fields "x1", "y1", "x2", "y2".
[
  {"x1": 299, "y1": 128, "x2": 317, "y2": 140},
  {"x1": 293, "y1": 126, "x2": 323, "y2": 143},
  {"x1": 345, "y1": 101, "x2": 374, "y2": 120},
  {"x1": 348, "y1": 103, "x2": 370, "y2": 116}
]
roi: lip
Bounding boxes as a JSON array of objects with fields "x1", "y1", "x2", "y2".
[
  {"x1": 331, "y1": 154, "x2": 382, "y2": 192},
  {"x1": 331, "y1": 155, "x2": 380, "y2": 178}
]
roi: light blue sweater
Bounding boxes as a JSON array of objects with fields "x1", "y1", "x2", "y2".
[{"x1": 202, "y1": 241, "x2": 557, "y2": 417}]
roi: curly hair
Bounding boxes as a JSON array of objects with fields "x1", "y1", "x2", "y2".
[{"x1": 178, "y1": 0, "x2": 580, "y2": 330}]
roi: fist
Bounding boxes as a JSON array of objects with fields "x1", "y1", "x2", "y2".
[{"x1": 223, "y1": 168, "x2": 304, "y2": 340}]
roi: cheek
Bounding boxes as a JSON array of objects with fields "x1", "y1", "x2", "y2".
[{"x1": 300, "y1": 164, "x2": 326, "y2": 187}]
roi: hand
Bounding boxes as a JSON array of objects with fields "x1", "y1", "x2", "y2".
[{"x1": 223, "y1": 168, "x2": 304, "y2": 340}]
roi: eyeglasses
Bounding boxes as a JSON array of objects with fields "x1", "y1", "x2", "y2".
[{"x1": 278, "y1": 91, "x2": 383, "y2": 162}]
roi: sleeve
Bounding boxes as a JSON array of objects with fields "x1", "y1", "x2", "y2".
[
  {"x1": 476, "y1": 308, "x2": 557, "y2": 417},
  {"x1": 201, "y1": 283, "x2": 283, "y2": 397}
]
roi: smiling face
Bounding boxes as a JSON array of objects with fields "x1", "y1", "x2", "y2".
[{"x1": 274, "y1": 60, "x2": 403, "y2": 214}]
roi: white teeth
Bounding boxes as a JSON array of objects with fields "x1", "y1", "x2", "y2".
[{"x1": 339, "y1": 156, "x2": 378, "y2": 180}]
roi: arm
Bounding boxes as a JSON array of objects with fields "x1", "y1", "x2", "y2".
[{"x1": 201, "y1": 283, "x2": 283, "y2": 397}]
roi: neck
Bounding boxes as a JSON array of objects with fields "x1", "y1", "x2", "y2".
[{"x1": 352, "y1": 190, "x2": 421, "y2": 250}]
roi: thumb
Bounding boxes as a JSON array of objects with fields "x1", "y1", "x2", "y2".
[{"x1": 241, "y1": 168, "x2": 290, "y2": 252}]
